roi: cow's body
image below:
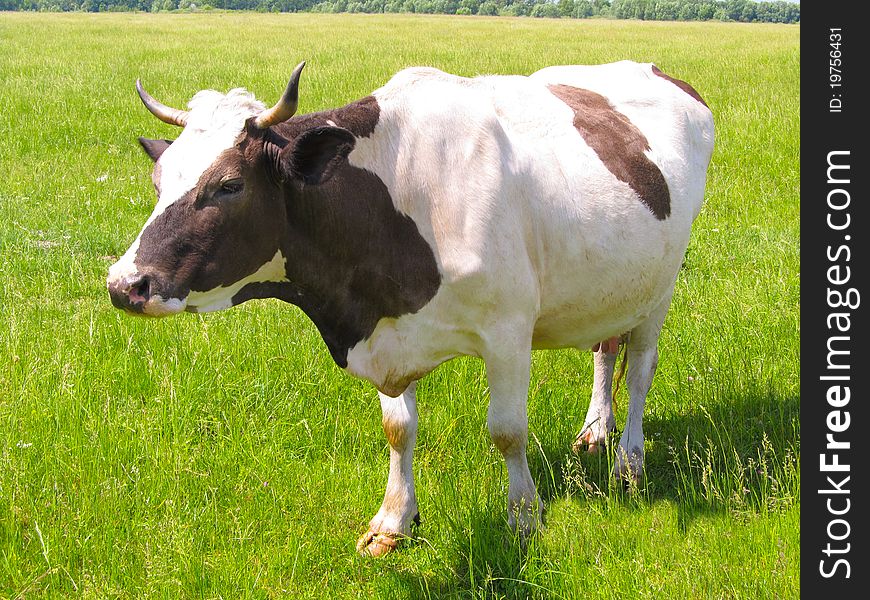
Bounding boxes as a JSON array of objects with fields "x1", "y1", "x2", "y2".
[
  {"x1": 342, "y1": 62, "x2": 712, "y2": 396},
  {"x1": 108, "y1": 61, "x2": 713, "y2": 556}
]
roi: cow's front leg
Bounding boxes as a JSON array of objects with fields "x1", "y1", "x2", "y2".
[
  {"x1": 484, "y1": 343, "x2": 542, "y2": 535},
  {"x1": 357, "y1": 382, "x2": 419, "y2": 557}
]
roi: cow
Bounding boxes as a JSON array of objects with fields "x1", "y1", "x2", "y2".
[{"x1": 107, "y1": 60, "x2": 714, "y2": 557}]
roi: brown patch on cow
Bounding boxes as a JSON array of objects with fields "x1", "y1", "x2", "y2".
[
  {"x1": 263, "y1": 96, "x2": 441, "y2": 366},
  {"x1": 382, "y1": 413, "x2": 411, "y2": 450},
  {"x1": 230, "y1": 161, "x2": 441, "y2": 368},
  {"x1": 271, "y1": 159, "x2": 441, "y2": 368},
  {"x1": 547, "y1": 84, "x2": 671, "y2": 220},
  {"x1": 651, "y1": 65, "x2": 708, "y2": 108},
  {"x1": 276, "y1": 95, "x2": 381, "y2": 140},
  {"x1": 236, "y1": 96, "x2": 439, "y2": 367}
]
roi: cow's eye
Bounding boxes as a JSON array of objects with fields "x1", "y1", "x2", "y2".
[{"x1": 219, "y1": 178, "x2": 244, "y2": 195}]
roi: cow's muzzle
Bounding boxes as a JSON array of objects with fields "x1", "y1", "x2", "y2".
[
  {"x1": 107, "y1": 273, "x2": 151, "y2": 313},
  {"x1": 107, "y1": 259, "x2": 189, "y2": 316},
  {"x1": 107, "y1": 272, "x2": 188, "y2": 316}
]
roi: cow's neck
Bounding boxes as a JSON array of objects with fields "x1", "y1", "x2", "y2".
[
  {"x1": 284, "y1": 163, "x2": 440, "y2": 367},
  {"x1": 228, "y1": 97, "x2": 439, "y2": 367},
  {"x1": 236, "y1": 160, "x2": 440, "y2": 368},
  {"x1": 230, "y1": 278, "x2": 358, "y2": 367}
]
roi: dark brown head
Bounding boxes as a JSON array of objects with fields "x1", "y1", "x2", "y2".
[{"x1": 106, "y1": 63, "x2": 356, "y2": 315}]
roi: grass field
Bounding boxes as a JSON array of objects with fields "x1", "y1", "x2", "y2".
[{"x1": 0, "y1": 12, "x2": 799, "y2": 599}]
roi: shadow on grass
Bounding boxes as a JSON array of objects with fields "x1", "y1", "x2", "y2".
[
  {"x1": 397, "y1": 512, "x2": 557, "y2": 600},
  {"x1": 392, "y1": 386, "x2": 799, "y2": 599},
  {"x1": 535, "y1": 385, "x2": 800, "y2": 531}
]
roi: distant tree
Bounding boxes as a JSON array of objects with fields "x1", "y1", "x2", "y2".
[
  {"x1": 0, "y1": 0, "x2": 798, "y2": 22},
  {"x1": 572, "y1": 0, "x2": 592, "y2": 17},
  {"x1": 739, "y1": 1, "x2": 756, "y2": 22},
  {"x1": 530, "y1": 1, "x2": 559, "y2": 17},
  {"x1": 677, "y1": 1, "x2": 698, "y2": 20},
  {"x1": 514, "y1": 0, "x2": 538, "y2": 16},
  {"x1": 722, "y1": 0, "x2": 745, "y2": 20},
  {"x1": 591, "y1": 0, "x2": 610, "y2": 15},
  {"x1": 697, "y1": 2, "x2": 715, "y2": 20},
  {"x1": 458, "y1": 0, "x2": 478, "y2": 13},
  {"x1": 477, "y1": 0, "x2": 497, "y2": 15}
]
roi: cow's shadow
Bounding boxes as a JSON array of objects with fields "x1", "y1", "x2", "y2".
[{"x1": 393, "y1": 387, "x2": 799, "y2": 599}]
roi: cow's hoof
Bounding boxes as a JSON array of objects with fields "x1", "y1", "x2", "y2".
[
  {"x1": 612, "y1": 446, "x2": 643, "y2": 486},
  {"x1": 572, "y1": 429, "x2": 604, "y2": 454},
  {"x1": 507, "y1": 494, "x2": 544, "y2": 539},
  {"x1": 572, "y1": 425, "x2": 615, "y2": 455},
  {"x1": 356, "y1": 530, "x2": 401, "y2": 557}
]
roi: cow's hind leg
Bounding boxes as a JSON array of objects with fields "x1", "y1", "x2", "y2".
[
  {"x1": 357, "y1": 382, "x2": 419, "y2": 557},
  {"x1": 573, "y1": 345, "x2": 618, "y2": 454},
  {"x1": 613, "y1": 292, "x2": 672, "y2": 484},
  {"x1": 484, "y1": 338, "x2": 542, "y2": 535}
]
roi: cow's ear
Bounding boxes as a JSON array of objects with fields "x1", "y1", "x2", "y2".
[
  {"x1": 138, "y1": 137, "x2": 173, "y2": 162},
  {"x1": 286, "y1": 126, "x2": 356, "y2": 185}
]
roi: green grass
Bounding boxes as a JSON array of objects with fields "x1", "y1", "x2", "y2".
[{"x1": 0, "y1": 12, "x2": 799, "y2": 599}]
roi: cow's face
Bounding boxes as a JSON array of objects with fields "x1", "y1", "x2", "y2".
[
  {"x1": 107, "y1": 64, "x2": 355, "y2": 316},
  {"x1": 107, "y1": 92, "x2": 284, "y2": 316}
]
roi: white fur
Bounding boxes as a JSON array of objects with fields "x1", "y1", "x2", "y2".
[
  {"x1": 186, "y1": 250, "x2": 289, "y2": 313},
  {"x1": 145, "y1": 295, "x2": 188, "y2": 317}
]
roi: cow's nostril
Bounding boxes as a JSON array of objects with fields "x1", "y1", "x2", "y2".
[{"x1": 129, "y1": 276, "x2": 151, "y2": 304}]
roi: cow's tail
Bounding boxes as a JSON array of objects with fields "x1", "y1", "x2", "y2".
[{"x1": 612, "y1": 338, "x2": 629, "y2": 403}]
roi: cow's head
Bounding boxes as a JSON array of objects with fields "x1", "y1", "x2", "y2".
[{"x1": 107, "y1": 62, "x2": 356, "y2": 316}]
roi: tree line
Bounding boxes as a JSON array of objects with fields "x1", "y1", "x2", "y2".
[{"x1": 0, "y1": 0, "x2": 800, "y2": 24}]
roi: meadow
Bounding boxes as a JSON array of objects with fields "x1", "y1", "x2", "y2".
[{"x1": 0, "y1": 12, "x2": 799, "y2": 599}]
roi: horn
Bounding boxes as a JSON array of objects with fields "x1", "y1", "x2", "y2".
[
  {"x1": 136, "y1": 79, "x2": 189, "y2": 128},
  {"x1": 254, "y1": 61, "x2": 306, "y2": 129}
]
